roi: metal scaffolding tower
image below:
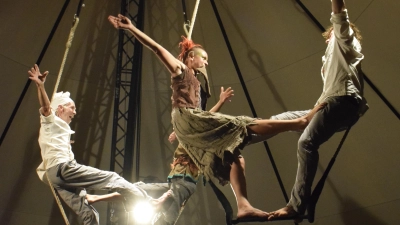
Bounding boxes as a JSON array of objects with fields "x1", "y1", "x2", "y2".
[{"x1": 107, "y1": 0, "x2": 144, "y2": 224}]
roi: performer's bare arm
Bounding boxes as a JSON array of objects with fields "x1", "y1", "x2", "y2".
[
  {"x1": 209, "y1": 86, "x2": 234, "y2": 113},
  {"x1": 332, "y1": 0, "x2": 345, "y2": 14},
  {"x1": 28, "y1": 64, "x2": 51, "y2": 116},
  {"x1": 108, "y1": 14, "x2": 185, "y2": 77}
]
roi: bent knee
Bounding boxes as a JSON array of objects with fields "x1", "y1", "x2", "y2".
[{"x1": 298, "y1": 135, "x2": 319, "y2": 152}]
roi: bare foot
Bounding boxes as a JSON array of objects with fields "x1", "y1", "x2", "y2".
[
  {"x1": 299, "y1": 103, "x2": 327, "y2": 129},
  {"x1": 86, "y1": 194, "x2": 97, "y2": 204},
  {"x1": 268, "y1": 206, "x2": 302, "y2": 222},
  {"x1": 151, "y1": 190, "x2": 173, "y2": 210},
  {"x1": 237, "y1": 206, "x2": 269, "y2": 221}
]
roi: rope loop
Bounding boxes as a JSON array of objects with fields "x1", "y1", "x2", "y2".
[{"x1": 185, "y1": 0, "x2": 200, "y2": 40}]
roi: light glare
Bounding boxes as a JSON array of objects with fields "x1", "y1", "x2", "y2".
[{"x1": 132, "y1": 201, "x2": 155, "y2": 224}]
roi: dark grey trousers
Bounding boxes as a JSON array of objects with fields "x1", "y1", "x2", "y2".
[
  {"x1": 47, "y1": 160, "x2": 149, "y2": 225},
  {"x1": 270, "y1": 96, "x2": 360, "y2": 214}
]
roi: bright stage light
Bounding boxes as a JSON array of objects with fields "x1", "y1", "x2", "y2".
[{"x1": 132, "y1": 201, "x2": 155, "y2": 224}]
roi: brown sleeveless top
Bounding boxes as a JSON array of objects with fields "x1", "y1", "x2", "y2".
[{"x1": 171, "y1": 67, "x2": 201, "y2": 109}]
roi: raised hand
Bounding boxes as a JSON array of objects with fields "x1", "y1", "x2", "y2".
[
  {"x1": 219, "y1": 86, "x2": 234, "y2": 103},
  {"x1": 28, "y1": 64, "x2": 49, "y2": 85},
  {"x1": 209, "y1": 86, "x2": 235, "y2": 113},
  {"x1": 168, "y1": 131, "x2": 177, "y2": 144},
  {"x1": 108, "y1": 14, "x2": 133, "y2": 30}
]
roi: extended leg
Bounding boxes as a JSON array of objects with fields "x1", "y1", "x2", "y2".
[
  {"x1": 269, "y1": 96, "x2": 360, "y2": 220},
  {"x1": 248, "y1": 103, "x2": 325, "y2": 136},
  {"x1": 230, "y1": 156, "x2": 269, "y2": 220},
  {"x1": 48, "y1": 161, "x2": 151, "y2": 203}
]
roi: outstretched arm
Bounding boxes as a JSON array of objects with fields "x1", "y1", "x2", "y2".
[
  {"x1": 108, "y1": 14, "x2": 184, "y2": 77},
  {"x1": 28, "y1": 64, "x2": 51, "y2": 116},
  {"x1": 332, "y1": 0, "x2": 346, "y2": 14},
  {"x1": 209, "y1": 87, "x2": 234, "y2": 113}
]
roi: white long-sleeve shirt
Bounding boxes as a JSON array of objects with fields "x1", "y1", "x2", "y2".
[{"x1": 317, "y1": 9, "x2": 368, "y2": 116}]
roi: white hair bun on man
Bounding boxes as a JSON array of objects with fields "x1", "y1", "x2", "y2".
[{"x1": 50, "y1": 91, "x2": 74, "y2": 110}]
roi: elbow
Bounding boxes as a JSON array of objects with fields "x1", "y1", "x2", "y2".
[
  {"x1": 152, "y1": 47, "x2": 159, "y2": 55},
  {"x1": 41, "y1": 106, "x2": 51, "y2": 116}
]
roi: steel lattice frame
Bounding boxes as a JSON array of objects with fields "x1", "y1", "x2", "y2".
[{"x1": 107, "y1": 0, "x2": 144, "y2": 224}]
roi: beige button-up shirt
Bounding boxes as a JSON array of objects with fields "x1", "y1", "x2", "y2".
[{"x1": 317, "y1": 9, "x2": 368, "y2": 116}]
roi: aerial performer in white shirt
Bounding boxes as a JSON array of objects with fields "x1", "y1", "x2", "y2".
[
  {"x1": 29, "y1": 64, "x2": 170, "y2": 225},
  {"x1": 268, "y1": 0, "x2": 368, "y2": 221}
]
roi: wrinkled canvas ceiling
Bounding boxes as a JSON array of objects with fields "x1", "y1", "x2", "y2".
[{"x1": 0, "y1": 0, "x2": 399, "y2": 224}]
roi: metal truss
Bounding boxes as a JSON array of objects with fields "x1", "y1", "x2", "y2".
[
  {"x1": 108, "y1": 0, "x2": 144, "y2": 224},
  {"x1": 107, "y1": 1, "x2": 202, "y2": 224},
  {"x1": 73, "y1": 0, "x2": 115, "y2": 171}
]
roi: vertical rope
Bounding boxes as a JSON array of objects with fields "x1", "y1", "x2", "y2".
[
  {"x1": 186, "y1": 0, "x2": 200, "y2": 40},
  {"x1": 46, "y1": 173, "x2": 71, "y2": 225},
  {"x1": 52, "y1": 17, "x2": 80, "y2": 99}
]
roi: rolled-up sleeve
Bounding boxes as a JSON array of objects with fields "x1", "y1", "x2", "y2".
[{"x1": 330, "y1": 9, "x2": 353, "y2": 42}]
